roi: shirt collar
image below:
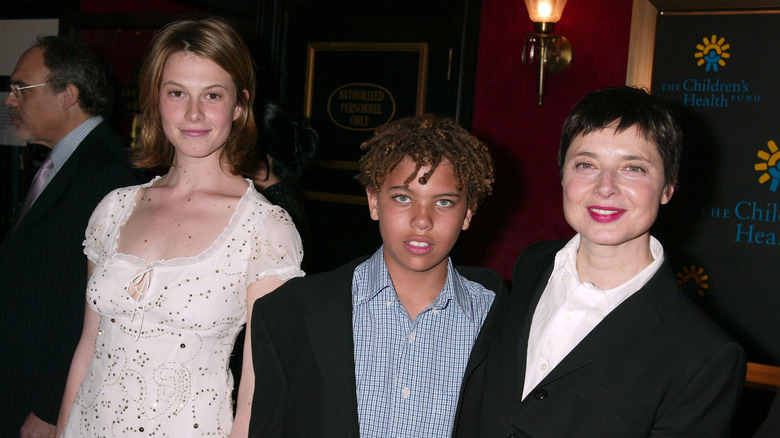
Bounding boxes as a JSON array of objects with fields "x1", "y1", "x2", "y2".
[
  {"x1": 554, "y1": 233, "x2": 666, "y2": 302},
  {"x1": 49, "y1": 116, "x2": 103, "y2": 172},
  {"x1": 435, "y1": 260, "x2": 476, "y2": 320},
  {"x1": 353, "y1": 246, "x2": 477, "y2": 320},
  {"x1": 553, "y1": 233, "x2": 581, "y2": 278},
  {"x1": 353, "y1": 248, "x2": 394, "y2": 306}
]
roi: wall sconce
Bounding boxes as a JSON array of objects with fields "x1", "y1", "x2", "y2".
[{"x1": 522, "y1": 0, "x2": 572, "y2": 106}]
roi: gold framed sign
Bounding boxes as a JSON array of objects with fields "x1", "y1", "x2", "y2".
[
  {"x1": 304, "y1": 42, "x2": 428, "y2": 163},
  {"x1": 301, "y1": 42, "x2": 429, "y2": 203}
]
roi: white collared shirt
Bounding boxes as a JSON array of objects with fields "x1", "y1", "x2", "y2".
[
  {"x1": 522, "y1": 234, "x2": 665, "y2": 400},
  {"x1": 37, "y1": 116, "x2": 103, "y2": 196}
]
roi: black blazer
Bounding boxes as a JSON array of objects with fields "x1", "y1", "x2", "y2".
[
  {"x1": 754, "y1": 392, "x2": 780, "y2": 438},
  {"x1": 453, "y1": 240, "x2": 746, "y2": 438},
  {"x1": 0, "y1": 121, "x2": 144, "y2": 433},
  {"x1": 249, "y1": 256, "x2": 507, "y2": 437}
]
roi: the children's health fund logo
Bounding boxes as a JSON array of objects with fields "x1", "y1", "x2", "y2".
[
  {"x1": 659, "y1": 33, "x2": 759, "y2": 108},
  {"x1": 677, "y1": 264, "x2": 709, "y2": 297},
  {"x1": 755, "y1": 140, "x2": 780, "y2": 192},
  {"x1": 699, "y1": 138, "x2": 780, "y2": 247},
  {"x1": 695, "y1": 35, "x2": 730, "y2": 71}
]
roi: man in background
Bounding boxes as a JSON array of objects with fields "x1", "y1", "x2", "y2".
[{"x1": 0, "y1": 35, "x2": 143, "y2": 437}]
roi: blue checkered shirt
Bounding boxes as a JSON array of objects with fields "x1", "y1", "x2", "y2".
[{"x1": 352, "y1": 248, "x2": 496, "y2": 437}]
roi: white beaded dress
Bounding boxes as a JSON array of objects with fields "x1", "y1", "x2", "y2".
[{"x1": 61, "y1": 178, "x2": 304, "y2": 437}]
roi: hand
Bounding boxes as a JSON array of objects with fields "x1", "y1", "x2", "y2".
[{"x1": 20, "y1": 412, "x2": 55, "y2": 438}]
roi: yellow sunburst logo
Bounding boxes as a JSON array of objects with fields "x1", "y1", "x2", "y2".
[
  {"x1": 677, "y1": 265, "x2": 709, "y2": 297},
  {"x1": 755, "y1": 140, "x2": 780, "y2": 192},
  {"x1": 694, "y1": 35, "x2": 730, "y2": 71}
]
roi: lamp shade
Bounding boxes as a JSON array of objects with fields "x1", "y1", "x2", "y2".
[{"x1": 524, "y1": 0, "x2": 567, "y2": 23}]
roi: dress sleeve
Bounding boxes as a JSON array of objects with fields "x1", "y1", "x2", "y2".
[
  {"x1": 247, "y1": 203, "x2": 305, "y2": 283},
  {"x1": 82, "y1": 188, "x2": 121, "y2": 264}
]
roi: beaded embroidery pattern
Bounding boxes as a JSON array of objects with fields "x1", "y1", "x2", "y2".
[{"x1": 62, "y1": 178, "x2": 304, "y2": 437}]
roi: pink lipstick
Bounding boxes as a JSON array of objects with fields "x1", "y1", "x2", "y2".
[{"x1": 587, "y1": 206, "x2": 625, "y2": 223}]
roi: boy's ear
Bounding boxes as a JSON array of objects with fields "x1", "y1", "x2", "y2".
[
  {"x1": 461, "y1": 208, "x2": 474, "y2": 231},
  {"x1": 366, "y1": 188, "x2": 380, "y2": 221}
]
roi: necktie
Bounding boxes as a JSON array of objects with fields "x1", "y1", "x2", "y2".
[{"x1": 14, "y1": 154, "x2": 54, "y2": 230}]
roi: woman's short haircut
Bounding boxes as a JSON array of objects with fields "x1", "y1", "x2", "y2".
[{"x1": 559, "y1": 86, "x2": 682, "y2": 188}]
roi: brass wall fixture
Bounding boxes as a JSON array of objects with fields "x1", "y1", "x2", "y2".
[{"x1": 522, "y1": 0, "x2": 572, "y2": 106}]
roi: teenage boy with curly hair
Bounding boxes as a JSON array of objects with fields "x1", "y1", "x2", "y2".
[{"x1": 249, "y1": 114, "x2": 504, "y2": 438}]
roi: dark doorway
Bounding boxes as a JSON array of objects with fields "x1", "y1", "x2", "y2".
[{"x1": 257, "y1": 0, "x2": 482, "y2": 273}]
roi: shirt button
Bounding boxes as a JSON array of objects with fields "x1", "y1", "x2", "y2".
[
  {"x1": 385, "y1": 300, "x2": 392, "y2": 307},
  {"x1": 408, "y1": 333, "x2": 416, "y2": 342},
  {"x1": 402, "y1": 387, "x2": 411, "y2": 398},
  {"x1": 540, "y1": 362, "x2": 548, "y2": 371},
  {"x1": 432, "y1": 309, "x2": 440, "y2": 315}
]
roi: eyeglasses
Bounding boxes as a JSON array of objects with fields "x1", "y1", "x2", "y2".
[{"x1": 9, "y1": 82, "x2": 51, "y2": 98}]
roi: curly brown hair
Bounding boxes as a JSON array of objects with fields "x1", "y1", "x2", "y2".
[{"x1": 357, "y1": 114, "x2": 494, "y2": 212}]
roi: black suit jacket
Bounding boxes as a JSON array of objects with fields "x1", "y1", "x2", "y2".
[
  {"x1": 0, "y1": 121, "x2": 144, "y2": 433},
  {"x1": 249, "y1": 256, "x2": 507, "y2": 437},
  {"x1": 453, "y1": 240, "x2": 746, "y2": 438},
  {"x1": 754, "y1": 392, "x2": 780, "y2": 438}
]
